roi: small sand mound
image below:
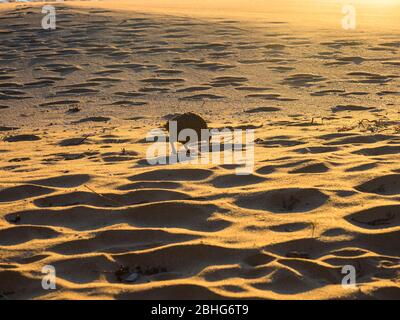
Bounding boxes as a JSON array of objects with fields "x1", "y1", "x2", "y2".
[
  {"x1": 346, "y1": 205, "x2": 400, "y2": 229},
  {"x1": 355, "y1": 174, "x2": 400, "y2": 195},
  {"x1": 235, "y1": 188, "x2": 329, "y2": 213},
  {"x1": 3, "y1": 134, "x2": 40, "y2": 142},
  {"x1": 0, "y1": 184, "x2": 54, "y2": 202}
]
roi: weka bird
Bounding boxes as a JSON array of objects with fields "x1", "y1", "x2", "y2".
[{"x1": 164, "y1": 112, "x2": 209, "y2": 144}]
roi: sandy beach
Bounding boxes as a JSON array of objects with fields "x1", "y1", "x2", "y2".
[{"x1": 0, "y1": 1, "x2": 399, "y2": 299}]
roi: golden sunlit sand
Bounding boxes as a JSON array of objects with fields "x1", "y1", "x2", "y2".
[{"x1": 0, "y1": 1, "x2": 399, "y2": 299}]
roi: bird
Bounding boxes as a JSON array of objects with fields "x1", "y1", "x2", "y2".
[
  {"x1": 164, "y1": 112, "x2": 209, "y2": 143},
  {"x1": 164, "y1": 112, "x2": 209, "y2": 156}
]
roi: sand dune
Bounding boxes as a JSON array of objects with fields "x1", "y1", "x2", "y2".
[{"x1": 0, "y1": 3, "x2": 399, "y2": 300}]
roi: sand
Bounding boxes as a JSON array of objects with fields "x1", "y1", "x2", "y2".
[{"x1": 0, "y1": 1, "x2": 399, "y2": 300}]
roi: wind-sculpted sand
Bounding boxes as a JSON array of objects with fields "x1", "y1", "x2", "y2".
[{"x1": 0, "y1": 4, "x2": 399, "y2": 300}]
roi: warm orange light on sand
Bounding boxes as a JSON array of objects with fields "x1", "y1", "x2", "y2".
[
  {"x1": 314, "y1": 0, "x2": 398, "y2": 4},
  {"x1": 1, "y1": 0, "x2": 399, "y2": 301},
  {"x1": 66, "y1": 0, "x2": 400, "y2": 31},
  {"x1": 358, "y1": 0, "x2": 398, "y2": 4}
]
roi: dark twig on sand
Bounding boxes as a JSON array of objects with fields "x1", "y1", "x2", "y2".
[
  {"x1": 77, "y1": 135, "x2": 90, "y2": 145},
  {"x1": 83, "y1": 185, "x2": 125, "y2": 207}
]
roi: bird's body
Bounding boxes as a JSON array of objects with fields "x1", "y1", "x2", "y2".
[{"x1": 164, "y1": 112, "x2": 209, "y2": 144}]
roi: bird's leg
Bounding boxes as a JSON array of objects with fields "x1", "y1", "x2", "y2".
[{"x1": 184, "y1": 142, "x2": 191, "y2": 156}]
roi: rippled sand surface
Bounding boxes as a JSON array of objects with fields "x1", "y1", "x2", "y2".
[{"x1": 0, "y1": 2, "x2": 399, "y2": 299}]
